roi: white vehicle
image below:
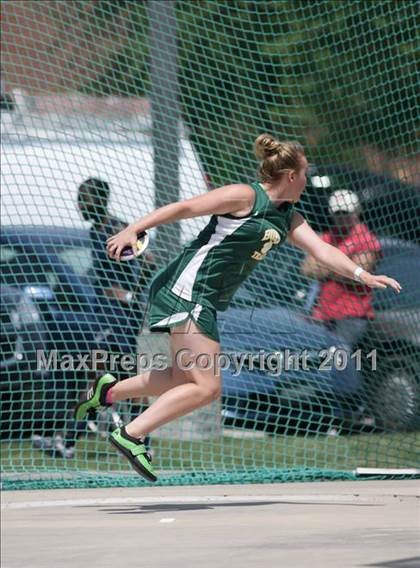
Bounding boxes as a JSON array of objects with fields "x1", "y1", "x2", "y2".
[{"x1": 1, "y1": 103, "x2": 210, "y2": 244}]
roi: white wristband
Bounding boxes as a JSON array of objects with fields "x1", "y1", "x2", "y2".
[{"x1": 353, "y1": 266, "x2": 364, "y2": 282}]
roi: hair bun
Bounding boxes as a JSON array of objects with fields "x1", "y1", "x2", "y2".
[
  {"x1": 253, "y1": 134, "x2": 305, "y2": 184},
  {"x1": 254, "y1": 133, "x2": 281, "y2": 160}
]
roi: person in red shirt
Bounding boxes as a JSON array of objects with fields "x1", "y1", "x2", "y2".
[{"x1": 301, "y1": 189, "x2": 382, "y2": 348}]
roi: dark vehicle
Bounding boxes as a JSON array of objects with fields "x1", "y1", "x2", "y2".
[
  {"x1": 221, "y1": 238, "x2": 420, "y2": 434},
  {"x1": 0, "y1": 282, "x2": 76, "y2": 437},
  {"x1": 0, "y1": 225, "x2": 147, "y2": 438},
  {"x1": 360, "y1": 238, "x2": 420, "y2": 430},
  {"x1": 300, "y1": 164, "x2": 420, "y2": 242},
  {"x1": 219, "y1": 306, "x2": 364, "y2": 435}
]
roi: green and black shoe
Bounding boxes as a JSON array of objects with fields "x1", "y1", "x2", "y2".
[
  {"x1": 110, "y1": 426, "x2": 157, "y2": 482},
  {"x1": 74, "y1": 373, "x2": 117, "y2": 421}
]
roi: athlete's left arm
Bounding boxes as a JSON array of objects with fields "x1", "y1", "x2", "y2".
[
  {"x1": 288, "y1": 212, "x2": 401, "y2": 293},
  {"x1": 302, "y1": 250, "x2": 379, "y2": 283}
]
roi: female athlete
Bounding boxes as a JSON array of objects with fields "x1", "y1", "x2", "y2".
[{"x1": 75, "y1": 134, "x2": 401, "y2": 482}]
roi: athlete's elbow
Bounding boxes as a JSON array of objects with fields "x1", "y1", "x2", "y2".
[
  {"x1": 301, "y1": 259, "x2": 313, "y2": 277},
  {"x1": 205, "y1": 383, "x2": 222, "y2": 403}
]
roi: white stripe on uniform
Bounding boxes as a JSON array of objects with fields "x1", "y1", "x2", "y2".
[
  {"x1": 171, "y1": 216, "x2": 249, "y2": 301},
  {"x1": 153, "y1": 303, "x2": 203, "y2": 328}
]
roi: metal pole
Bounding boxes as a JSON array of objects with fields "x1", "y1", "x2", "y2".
[{"x1": 147, "y1": 0, "x2": 180, "y2": 265}]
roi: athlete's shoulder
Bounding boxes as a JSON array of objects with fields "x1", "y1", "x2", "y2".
[
  {"x1": 208, "y1": 183, "x2": 257, "y2": 218},
  {"x1": 217, "y1": 183, "x2": 256, "y2": 196}
]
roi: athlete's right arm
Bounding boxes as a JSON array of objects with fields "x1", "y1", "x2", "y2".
[{"x1": 107, "y1": 184, "x2": 255, "y2": 260}]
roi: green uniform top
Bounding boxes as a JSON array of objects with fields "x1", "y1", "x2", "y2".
[{"x1": 154, "y1": 181, "x2": 295, "y2": 311}]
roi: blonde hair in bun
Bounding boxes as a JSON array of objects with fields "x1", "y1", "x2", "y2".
[{"x1": 254, "y1": 133, "x2": 305, "y2": 183}]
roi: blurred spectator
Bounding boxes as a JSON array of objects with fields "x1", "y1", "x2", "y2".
[
  {"x1": 301, "y1": 189, "x2": 382, "y2": 348},
  {"x1": 77, "y1": 178, "x2": 155, "y2": 342},
  {"x1": 32, "y1": 178, "x2": 155, "y2": 457}
]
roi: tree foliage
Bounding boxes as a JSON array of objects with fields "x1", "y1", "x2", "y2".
[{"x1": 78, "y1": 0, "x2": 419, "y2": 186}]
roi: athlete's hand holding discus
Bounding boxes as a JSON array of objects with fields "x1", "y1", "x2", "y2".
[
  {"x1": 106, "y1": 227, "x2": 149, "y2": 262},
  {"x1": 78, "y1": 133, "x2": 402, "y2": 485}
]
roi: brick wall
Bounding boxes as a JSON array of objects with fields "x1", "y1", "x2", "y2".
[{"x1": 1, "y1": 0, "x2": 130, "y2": 93}]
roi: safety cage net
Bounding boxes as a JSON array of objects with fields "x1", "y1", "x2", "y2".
[{"x1": 1, "y1": 0, "x2": 419, "y2": 490}]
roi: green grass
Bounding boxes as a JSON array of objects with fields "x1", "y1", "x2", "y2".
[{"x1": 1, "y1": 430, "x2": 419, "y2": 478}]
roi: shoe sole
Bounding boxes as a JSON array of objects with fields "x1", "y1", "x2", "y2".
[
  {"x1": 109, "y1": 436, "x2": 157, "y2": 483},
  {"x1": 74, "y1": 375, "x2": 116, "y2": 421},
  {"x1": 74, "y1": 399, "x2": 93, "y2": 422}
]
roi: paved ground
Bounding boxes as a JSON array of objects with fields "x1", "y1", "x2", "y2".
[{"x1": 2, "y1": 480, "x2": 419, "y2": 568}]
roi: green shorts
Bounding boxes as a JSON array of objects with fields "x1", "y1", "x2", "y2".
[{"x1": 148, "y1": 281, "x2": 220, "y2": 343}]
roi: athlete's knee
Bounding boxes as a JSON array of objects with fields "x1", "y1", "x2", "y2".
[
  {"x1": 179, "y1": 364, "x2": 221, "y2": 403},
  {"x1": 207, "y1": 382, "x2": 222, "y2": 402},
  {"x1": 198, "y1": 378, "x2": 221, "y2": 404}
]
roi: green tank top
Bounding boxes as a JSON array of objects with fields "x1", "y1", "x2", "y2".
[{"x1": 158, "y1": 182, "x2": 295, "y2": 311}]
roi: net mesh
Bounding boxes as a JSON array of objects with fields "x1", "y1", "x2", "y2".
[{"x1": 1, "y1": 0, "x2": 419, "y2": 491}]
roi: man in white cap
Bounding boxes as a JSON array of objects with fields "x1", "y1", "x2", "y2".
[{"x1": 301, "y1": 189, "x2": 382, "y2": 347}]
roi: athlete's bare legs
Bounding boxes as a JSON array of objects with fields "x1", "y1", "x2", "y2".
[{"x1": 108, "y1": 319, "x2": 221, "y2": 439}]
